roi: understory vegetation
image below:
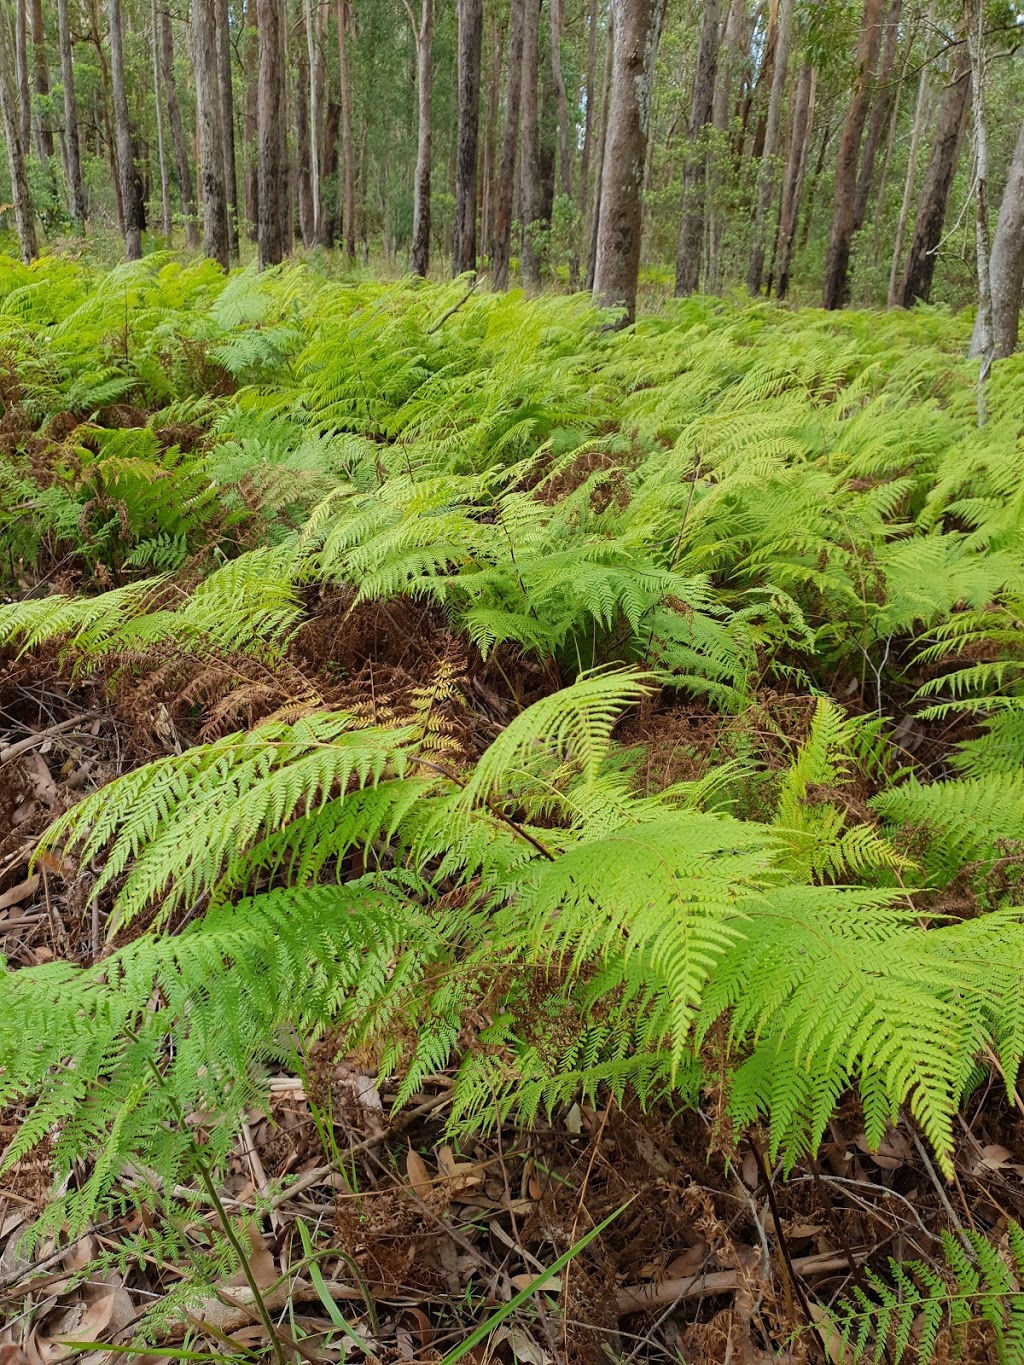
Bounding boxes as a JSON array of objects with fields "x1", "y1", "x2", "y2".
[{"x1": 2, "y1": 253, "x2": 1024, "y2": 1362}]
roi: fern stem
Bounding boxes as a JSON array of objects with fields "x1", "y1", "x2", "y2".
[{"x1": 408, "y1": 753, "x2": 557, "y2": 860}]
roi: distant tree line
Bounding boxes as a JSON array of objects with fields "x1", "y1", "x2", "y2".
[{"x1": 0, "y1": 0, "x2": 1022, "y2": 345}]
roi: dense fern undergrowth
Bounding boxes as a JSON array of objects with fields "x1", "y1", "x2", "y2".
[{"x1": 2, "y1": 252, "x2": 1024, "y2": 1345}]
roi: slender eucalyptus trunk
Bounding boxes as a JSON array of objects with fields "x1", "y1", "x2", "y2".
[
  {"x1": 0, "y1": 9, "x2": 38, "y2": 261},
  {"x1": 110, "y1": 0, "x2": 143, "y2": 259},
  {"x1": 31, "y1": 0, "x2": 54, "y2": 162},
  {"x1": 257, "y1": 0, "x2": 286, "y2": 267},
  {"x1": 964, "y1": 0, "x2": 991, "y2": 414},
  {"x1": 579, "y1": 0, "x2": 599, "y2": 245},
  {"x1": 492, "y1": 0, "x2": 524, "y2": 289},
  {"x1": 409, "y1": 0, "x2": 433, "y2": 278},
  {"x1": 747, "y1": 0, "x2": 793, "y2": 295},
  {"x1": 151, "y1": 0, "x2": 172, "y2": 237},
  {"x1": 585, "y1": 3, "x2": 613, "y2": 291},
  {"x1": 549, "y1": 0, "x2": 578, "y2": 286},
  {"x1": 295, "y1": 22, "x2": 314, "y2": 244},
  {"x1": 214, "y1": 0, "x2": 239, "y2": 260},
  {"x1": 303, "y1": 0, "x2": 323, "y2": 243},
  {"x1": 193, "y1": 0, "x2": 230, "y2": 265},
  {"x1": 822, "y1": 0, "x2": 885, "y2": 307},
  {"x1": 853, "y1": 0, "x2": 902, "y2": 232},
  {"x1": 453, "y1": 0, "x2": 483, "y2": 275},
  {"x1": 707, "y1": 0, "x2": 743, "y2": 287},
  {"x1": 591, "y1": 0, "x2": 667, "y2": 324},
  {"x1": 56, "y1": 0, "x2": 88, "y2": 222},
  {"x1": 774, "y1": 60, "x2": 815, "y2": 300},
  {"x1": 895, "y1": 50, "x2": 970, "y2": 306},
  {"x1": 520, "y1": 0, "x2": 543, "y2": 289},
  {"x1": 674, "y1": 0, "x2": 720, "y2": 297},
  {"x1": 87, "y1": 0, "x2": 123, "y2": 228},
  {"x1": 161, "y1": 5, "x2": 199, "y2": 246},
  {"x1": 15, "y1": 0, "x2": 32, "y2": 161},
  {"x1": 887, "y1": 14, "x2": 931, "y2": 304},
  {"x1": 336, "y1": 0, "x2": 356, "y2": 260},
  {"x1": 975, "y1": 118, "x2": 1024, "y2": 360},
  {"x1": 243, "y1": 0, "x2": 259, "y2": 238}
]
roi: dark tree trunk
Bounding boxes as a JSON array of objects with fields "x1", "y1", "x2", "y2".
[
  {"x1": 853, "y1": 0, "x2": 902, "y2": 232},
  {"x1": 453, "y1": 0, "x2": 483, "y2": 274},
  {"x1": 215, "y1": 0, "x2": 239, "y2": 259},
  {"x1": 579, "y1": 0, "x2": 599, "y2": 245},
  {"x1": 975, "y1": 118, "x2": 1024, "y2": 359},
  {"x1": 31, "y1": 0, "x2": 54, "y2": 161},
  {"x1": 410, "y1": 0, "x2": 433, "y2": 277},
  {"x1": 773, "y1": 59, "x2": 815, "y2": 300},
  {"x1": 15, "y1": 0, "x2": 31, "y2": 161},
  {"x1": 161, "y1": 5, "x2": 199, "y2": 246},
  {"x1": 110, "y1": 0, "x2": 143, "y2": 259},
  {"x1": 295, "y1": 23, "x2": 314, "y2": 245},
  {"x1": 257, "y1": 0, "x2": 286, "y2": 267},
  {"x1": 895, "y1": 52, "x2": 970, "y2": 306},
  {"x1": 673, "y1": 0, "x2": 719, "y2": 296},
  {"x1": 492, "y1": 0, "x2": 524, "y2": 289},
  {"x1": 57, "y1": 0, "x2": 87, "y2": 222},
  {"x1": 591, "y1": 0, "x2": 667, "y2": 323},
  {"x1": 520, "y1": 0, "x2": 543, "y2": 288},
  {"x1": 747, "y1": 0, "x2": 793, "y2": 295},
  {"x1": 0, "y1": 8, "x2": 38, "y2": 261},
  {"x1": 193, "y1": 0, "x2": 230, "y2": 266},
  {"x1": 151, "y1": 0, "x2": 172, "y2": 236},
  {"x1": 822, "y1": 0, "x2": 885, "y2": 307},
  {"x1": 549, "y1": 0, "x2": 577, "y2": 285},
  {"x1": 243, "y1": 0, "x2": 259, "y2": 239}
]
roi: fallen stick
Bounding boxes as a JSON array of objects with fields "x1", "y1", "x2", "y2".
[
  {"x1": 615, "y1": 1252, "x2": 860, "y2": 1314},
  {"x1": 0, "y1": 712, "x2": 103, "y2": 764}
]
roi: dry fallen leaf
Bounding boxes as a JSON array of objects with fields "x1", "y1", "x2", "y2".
[{"x1": 406, "y1": 1147, "x2": 432, "y2": 1199}]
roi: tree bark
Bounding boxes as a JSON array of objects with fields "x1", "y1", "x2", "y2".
[
  {"x1": 853, "y1": 0, "x2": 902, "y2": 232},
  {"x1": 302, "y1": 0, "x2": 323, "y2": 244},
  {"x1": 707, "y1": 0, "x2": 744, "y2": 287},
  {"x1": 257, "y1": 0, "x2": 286, "y2": 267},
  {"x1": 453, "y1": 0, "x2": 483, "y2": 274},
  {"x1": 15, "y1": 0, "x2": 31, "y2": 162},
  {"x1": 161, "y1": 5, "x2": 199, "y2": 246},
  {"x1": 674, "y1": 0, "x2": 719, "y2": 296},
  {"x1": 579, "y1": 0, "x2": 599, "y2": 246},
  {"x1": 585, "y1": 2, "x2": 613, "y2": 291},
  {"x1": 295, "y1": 19, "x2": 314, "y2": 244},
  {"x1": 30, "y1": 0, "x2": 54, "y2": 161},
  {"x1": 243, "y1": 0, "x2": 259, "y2": 239},
  {"x1": 56, "y1": 0, "x2": 87, "y2": 222},
  {"x1": 492, "y1": 0, "x2": 524, "y2": 289},
  {"x1": 549, "y1": 0, "x2": 578, "y2": 285},
  {"x1": 822, "y1": 0, "x2": 885, "y2": 307},
  {"x1": 214, "y1": 0, "x2": 239, "y2": 259},
  {"x1": 86, "y1": 0, "x2": 124, "y2": 228},
  {"x1": 336, "y1": 0, "x2": 356, "y2": 260},
  {"x1": 193, "y1": 0, "x2": 230, "y2": 265},
  {"x1": 975, "y1": 119, "x2": 1024, "y2": 359},
  {"x1": 150, "y1": 0, "x2": 172, "y2": 237},
  {"x1": 747, "y1": 0, "x2": 792, "y2": 294},
  {"x1": 964, "y1": 0, "x2": 991, "y2": 411},
  {"x1": 895, "y1": 50, "x2": 970, "y2": 306},
  {"x1": 480, "y1": 8, "x2": 503, "y2": 257},
  {"x1": 519, "y1": 0, "x2": 543, "y2": 288},
  {"x1": 773, "y1": 59, "x2": 815, "y2": 300},
  {"x1": 408, "y1": 0, "x2": 433, "y2": 277},
  {"x1": 0, "y1": 7, "x2": 38, "y2": 261},
  {"x1": 591, "y1": 0, "x2": 667, "y2": 323},
  {"x1": 110, "y1": 0, "x2": 143, "y2": 259}
]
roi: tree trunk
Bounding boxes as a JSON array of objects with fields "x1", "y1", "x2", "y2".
[
  {"x1": 591, "y1": 0, "x2": 666, "y2": 323},
  {"x1": 707, "y1": 0, "x2": 744, "y2": 287},
  {"x1": 519, "y1": 0, "x2": 543, "y2": 288},
  {"x1": 214, "y1": 0, "x2": 239, "y2": 259},
  {"x1": 0, "y1": 9, "x2": 38, "y2": 261},
  {"x1": 747, "y1": 0, "x2": 792, "y2": 295},
  {"x1": 492, "y1": 0, "x2": 524, "y2": 289},
  {"x1": 56, "y1": 0, "x2": 87, "y2": 222},
  {"x1": 15, "y1": 0, "x2": 31, "y2": 161},
  {"x1": 30, "y1": 0, "x2": 54, "y2": 162},
  {"x1": 773, "y1": 59, "x2": 815, "y2": 300},
  {"x1": 110, "y1": 0, "x2": 143, "y2": 259},
  {"x1": 579, "y1": 0, "x2": 599, "y2": 245},
  {"x1": 295, "y1": 21, "x2": 314, "y2": 245},
  {"x1": 549, "y1": 0, "x2": 577, "y2": 285},
  {"x1": 150, "y1": 0, "x2": 172, "y2": 237},
  {"x1": 303, "y1": 0, "x2": 322, "y2": 244},
  {"x1": 674, "y1": 0, "x2": 719, "y2": 296},
  {"x1": 161, "y1": 6, "x2": 199, "y2": 246},
  {"x1": 257, "y1": 0, "x2": 286, "y2": 267},
  {"x1": 453, "y1": 0, "x2": 483, "y2": 274},
  {"x1": 585, "y1": 2, "x2": 613, "y2": 291},
  {"x1": 964, "y1": 0, "x2": 991, "y2": 412},
  {"x1": 409, "y1": 0, "x2": 433, "y2": 277},
  {"x1": 852, "y1": 0, "x2": 901, "y2": 232},
  {"x1": 895, "y1": 50, "x2": 970, "y2": 306},
  {"x1": 243, "y1": 0, "x2": 259, "y2": 239},
  {"x1": 822, "y1": 0, "x2": 885, "y2": 308},
  {"x1": 481, "y1": 7, "x2": 502, "y2": 258},
  {"x1": 886, "y1": 15, "x2": 930, "y2": 303},
  {"x1": 193, "y1": 0, "x2": 230, "y2": 266},
  {"x1": 975, "y1": 119, "x2": 1024, "y2": 359},
  {"x1": 86, "y1": 0, "x2": 124, "y2": 228},
  {"x1": 336, "y1": 0, "x2": 356, "y2": 260}
]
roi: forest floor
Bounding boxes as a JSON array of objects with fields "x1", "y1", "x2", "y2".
[{"x1": 1, "y1": 256, "x2": 1023, "y2": 1365}]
